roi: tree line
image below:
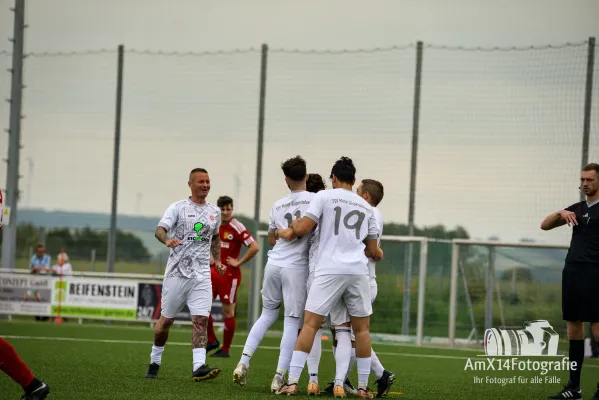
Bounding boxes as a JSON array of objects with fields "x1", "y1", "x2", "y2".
[{"x1": 0, "y1": 223, "x2": 151, "y2": 262}]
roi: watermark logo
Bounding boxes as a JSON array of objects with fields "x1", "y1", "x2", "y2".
[
  {"x1": 484, "y1": 320, "x2": 559, "y2": 356},
  {"x1": 465, "y1": 320, "x2": 576, "y2": 387}
]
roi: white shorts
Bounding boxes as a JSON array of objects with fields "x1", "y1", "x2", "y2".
[
  {"x1": 261, "y1": 263, "x2": 308, "y2": 318},
  {"x1": 161, "y1": 276, "x2": 212, "y2": 318},
  {"x1": 305, "y1": 272, "x2": 329, "y2": 329},
  {"x1": 370, "y1": 283, "x2": 378, "y2": 304},
  {"x1": 305, "y1": 274, "x2": 372, "y2": 326}
]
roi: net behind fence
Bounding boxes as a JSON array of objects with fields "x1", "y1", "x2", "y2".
[
  {"x1": 418, "y1": 43, "x2": 589, "y2": 245},
  {"x1": 455, "y1": 242, "x2": 569, "y2": 343}
]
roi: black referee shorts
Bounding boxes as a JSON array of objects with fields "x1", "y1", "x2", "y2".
[{"x1": 562, "y1": 263, "x2": 599, "y2": 322}]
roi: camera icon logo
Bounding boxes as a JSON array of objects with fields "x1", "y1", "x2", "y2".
[{"x1": 484, "y1": 320, "x2": 559, "y2": 356}]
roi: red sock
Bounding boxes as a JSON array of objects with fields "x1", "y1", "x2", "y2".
[
  {"x1": 222, "y1": 317, "x2": 236, "y2": 352},
  {"x1": 0, "y1": 338, "x2": 35, "y2": 388},
  {"x1": 207, "y1": 314, "x2": 217, "y2": 343}
]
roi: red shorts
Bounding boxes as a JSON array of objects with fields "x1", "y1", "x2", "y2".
[{"x1": 211, "y1": 266, "x2": 241, "y2": 304}]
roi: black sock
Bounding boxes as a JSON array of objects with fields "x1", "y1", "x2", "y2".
[
  {"x1": 569, "y1": 339, "x2": 584, "y2": 387},
  {"x1": 24, "y1": 378, "x2": 42, "y2": 395}
]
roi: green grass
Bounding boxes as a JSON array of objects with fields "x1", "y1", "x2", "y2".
[{"x1": 1, "y1": 321, "x2": 599, "y2": 399}]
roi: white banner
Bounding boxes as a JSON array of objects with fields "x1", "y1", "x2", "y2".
[
  {"x1": 54, "y1": 277, "x2": 139, "y2": 319},
  {"x1": 0, "y1": 273, "x2": 54, "y2": 316}
]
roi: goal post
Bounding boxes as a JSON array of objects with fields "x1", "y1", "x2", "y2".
[{"x1": 251, "y1": 231, "x2": 432, "y2": 346}]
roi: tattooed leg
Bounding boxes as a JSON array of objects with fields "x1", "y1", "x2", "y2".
[{"x1": 192, "y1": 315, "x2": 208, "y2": 349}]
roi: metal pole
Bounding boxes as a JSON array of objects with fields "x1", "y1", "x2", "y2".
[
  {"x1": 580, "y1": 36, "x2": 595, "y2": 202},
  {"x1": 90, "y1": 249, "x2": 96, "y2": 272},
  {"x1": 485, "y1": 247, "x2": 495, "y2": 331},
  {"x1": 416, "y1": 239, "x2": 428, "y2": 346},
  {"x1": 107, "y1": 44, "x2": 124, "y2": 273},
  {"x1": 448, "y1": 242, "x2": 459, "y2": 347},
  {"x1": 1, "y1": 0, "x2": 25, "y2": 270},
  {"x1": 248, "y1": 43, "x2": 268, "y2": 329},
  {"x1": 403, "y1": 41, "x2": 424, "y2": 335}
]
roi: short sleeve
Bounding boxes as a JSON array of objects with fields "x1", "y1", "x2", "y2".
[
  {"x1": 305, "y1": 191, "x2": 325, "y2": 223},
  {"x1": 565, "y1": 202, "x2": 581, "y2": 212},
  {"x1": 158, "y1": 203, "x2": 179, "y2": 231},
  {"x1": 268, "y1": 206, "x2": 277, "y2": 233},
  {"x1": 366, "y1": 210, "x2": 379, "y2": 240},
  {"x1": 29, "y1": 255, "x2": 35, "y2": 268}
]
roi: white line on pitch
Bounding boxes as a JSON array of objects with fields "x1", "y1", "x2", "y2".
[{"x1": 4, "y1": 334, "x2": 598, "y2": 367}]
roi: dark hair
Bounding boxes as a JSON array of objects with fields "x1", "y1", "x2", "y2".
[
  {"x1": 582, "y1": 163, "x2": 599, "y2": 175},
  {"x1": 361, "y1": 179, "x2": 384, "y2": 206},
  {"x1": 36, "y1": 244, "x2": 44, "y2": 250},
  {"x1": 307, "y1": 173, "x2": 327, "y2": 193},
  {"x1": 281, "y1": 156, "x2": 307, "y2": 181},
  {"x1": 330, "y1": 156, "x2": 356, "y2": 184},
  {"x1": 217, "y1": 195, "x2": 233, "y2": 208},
  {"x1": 189, "y1": 168, "x2": 208, "y2": 180}
]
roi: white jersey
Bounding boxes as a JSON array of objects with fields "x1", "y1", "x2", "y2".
[
  {"x1": 308, "y1": 225, "x2": 320, "y2": 274},
  {"x1": 306, "y1": 188, "x2": 379, "y2": 276},
  {"x1": 158, "y1": 198, "x2": 221, "y2": 279},
  {"x1": 267, "y1": 190, "x2": 314, "y2": 269},
  {"x1": 368, "y1": 207, "x2": 383, "y2": 285}
]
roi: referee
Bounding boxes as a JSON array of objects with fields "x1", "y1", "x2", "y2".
[{"x1": 541, "y1": 163, "x2": 599, "y2": 400}]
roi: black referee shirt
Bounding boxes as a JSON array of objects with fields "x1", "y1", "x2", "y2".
[{"x1": 564, "y1": 200, "x2": 599, "y2": 265}]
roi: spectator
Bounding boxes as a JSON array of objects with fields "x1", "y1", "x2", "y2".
[
  {"x1": 29, "y1": 245, "x2": 51, "y2": 275},
  {"x1": 51, "y1": 254, "x2": 72, "y2": 276},
  {"x1": 29, "y1": 244, "x2": 51, "y2": 322}
]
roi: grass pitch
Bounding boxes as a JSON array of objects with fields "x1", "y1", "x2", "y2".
[{"x1": 1, "y1": 321, "x2": 599, "y2": 399}]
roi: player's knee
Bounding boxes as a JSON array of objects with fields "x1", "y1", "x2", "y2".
[
  {"x1": 334, "y1": 327, "x2": 351, "y2": 344},
  {"x1": 223, "y1": 303, "x2": 236, "y2": 318},
  {"x1": 260, "y1": 307, "x2": 280, "y2": 325},
  {"x1": 157, "y1": 316, "x2": 175, "y2": 331},
  {"x1": 567, "y1": 321, "x2": 584, "y2": 339}
]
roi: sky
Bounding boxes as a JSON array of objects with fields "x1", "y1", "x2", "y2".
[{"x1": 0, "y1": 0, "x2": 598, "y2": 245}]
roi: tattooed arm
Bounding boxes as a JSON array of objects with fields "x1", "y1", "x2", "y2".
[
  {"x1": 211, "y1": 234, "x2": 226, "y2": 274},
  {"x1": 210, "y1": 233, "x2": 221, "y2": 263},
  {"x1": 191, "y1": 315, "x2": 208, "y2": 349}
]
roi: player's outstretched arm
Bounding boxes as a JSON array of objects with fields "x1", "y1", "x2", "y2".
[
  {"x1": 277, "y1": 217, "x2": 316, "y2": 240},
  {"x1": 364, "y1": 239, "x2": 383, "y2": 261},
  {"x1": 541, "y1": 210, "x2": 576, "y2": 230}
]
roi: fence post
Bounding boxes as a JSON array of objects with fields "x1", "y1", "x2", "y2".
[
  {"x1": 1, "y1": 0, "x2": 25, "y2": 271},
  {"x1": 248, "y1": 43, "x2": 269, "y2": 330},
  {"x1": 448, "y1": 241, "x2": 459, "y2": 347},
  {"x1": 90, "y1": 249, "x2": 96, "y2": 272},
  {"x1": 485, "y1": 246, "x2": 496, "y2": 331},
  {"x1": 403, "y1": 41, "x2": 424, "y2": 336},
  {"x1": 580, "y1": 36, "x2": 596, "y2": 201},
  {"x1": 107, "y1": 44, "x2": 125, "y2": 273}
]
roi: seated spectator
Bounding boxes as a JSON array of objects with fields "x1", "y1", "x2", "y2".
[
  {"x1": 51, "y1": 253, "x2": 72, "y2": 276},
  {"x1": 29, "y1": 245, "x2": 51, "y2": 275}
]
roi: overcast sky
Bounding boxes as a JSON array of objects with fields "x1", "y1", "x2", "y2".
[{"x1": 0, "y1": 0, "x2": 598, "y2": 245}]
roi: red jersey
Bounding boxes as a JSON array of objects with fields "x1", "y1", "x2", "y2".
[{"x1": 220, "y1": 218, "x2": 255, "y2": 276}]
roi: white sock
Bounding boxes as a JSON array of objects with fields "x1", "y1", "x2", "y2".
[
  {"x1": 371, "y1": 349, "x2": 385, "y2": 379},
  {"x1": 346, "y1": 346, "x2": 356, "y2": 380},
  {"x1": 288, "y1": 351, "x2": 309, "y2": 385},
  {"x1": 334, "y1": 328, "x2": 352, "y2": 387},
  {"x1": 276, "y1": 316, "x2": 300, "y2": 376},
  {"x1": 357, "y1": 357, "x2": 372, "y2": 390},
  {"x1": 192, "y1": 348, "x2": 206, "y2": 371},
  {"x1": 150, "y1": 345, "x2": 164, "y2": 365},
  {"x1": 240, "y1": 307, "x2": 279, "y2": 367},
  {"x1": 308, "y1": 328, "x2": 323, "y2": 383}
]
